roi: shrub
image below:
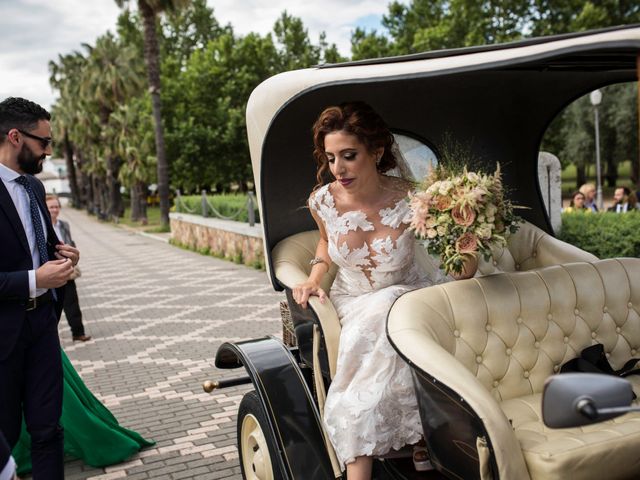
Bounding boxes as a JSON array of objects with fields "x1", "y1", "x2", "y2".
[
  {"x1": 174, "y1": 193, "x2": 260, "y2": 223},
  {"x1": 558, "y1": 211, "x2": 640, "y2": 258}
]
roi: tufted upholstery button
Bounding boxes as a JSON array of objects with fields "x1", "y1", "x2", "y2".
[
  {"x1": 454, "y1": 330, "x2": 460, "y2": 337},
  {"x1": 604, "y1": 306, "x2": 608, "y2": 313},
  {"x1": 629, "y1": 302, "x2": 633, "y2": 308},
  {"x1": 616, "y1": 327, "x2": 622, "y2": 334},
  {"x1": 485, "y1": 324, "x2": 492, "y2": 332},
  {"x1": 564, "y1": 336, "x2": 569, "y2": 344},
  {"x1": 493, "y1": 260, "x2": 498, "y2": 266},
  {"x1": 554, "y1": 365, "x2": 560, "y2": 372},
  {"x1": 534, "y1": 341, "x2": 540, "y2": 348},
  {"x1": 574, "y1": 308, "x2": 580, "y2": 315},
  {"x1": 517, "y1": 317, "x2": 523, "y2": 324},
  {"x1": 476, "y1": 356, "x2": 483, "y2": 364},
  {"x1": 606, "y1": 352, "x2": 611, "y2": 358},
  {"x1": 592, "y1": 332, "x2": 597, "y2": 339},
  {"x1": 547, "y1": 313, "x2": 553, "y2": 320},
  {"x1": 515, "y1": 264, "x2": 521, "y2": 270},
  {"x1": 532, "y1": 251, "x2": 537, "y2": 257},
  {"x1": 632, "y1": 349, "x2": 637, "y2": 355},
  {"x1": 523, "y1": 371, "x2": 530, "y2": 378},
  {"x1": 493, "y1": 380, "x2": 499, "y2": 387},
  {"x1": 506, "y1": 348, "x2": 512, "y2": 355}
]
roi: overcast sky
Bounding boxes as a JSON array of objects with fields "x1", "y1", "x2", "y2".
[{"x1": 0, "y1": 0, "x2": 400, "y2": 110}]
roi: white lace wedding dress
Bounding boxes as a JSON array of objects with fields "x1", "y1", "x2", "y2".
[{"x1": 309, "y1": 182, "x2": 442, "y2": 468}]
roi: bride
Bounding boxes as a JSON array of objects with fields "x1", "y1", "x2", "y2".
[{"x1": 292, "y1": 101, "x2": 476, "y2": 480}]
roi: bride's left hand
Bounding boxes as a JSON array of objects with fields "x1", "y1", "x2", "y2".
[{"x1": 292, "y1": 280, "x2": 327, "y2": 309}]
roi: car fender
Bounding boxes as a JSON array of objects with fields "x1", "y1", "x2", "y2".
[{"x1": 216, "y1": 337, "x2": 338, "y2": 480}]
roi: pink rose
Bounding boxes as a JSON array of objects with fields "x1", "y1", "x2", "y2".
[
  {"x1": 456, "y1": 232, "x2": 479, "y2": 254},
  {"x1": 451, "y1": 204, "x2": 476, "y2": 226},
  {"x1": 435, "y1": 195, "x2": 452, "y2": 210}
]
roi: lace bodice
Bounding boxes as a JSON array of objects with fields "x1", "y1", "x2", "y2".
[{"x1": 310, "y1": 183, "x2": 423, "y2": 296}]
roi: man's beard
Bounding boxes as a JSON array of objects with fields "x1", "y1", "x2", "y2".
[{"x1": 17, "y1": 143, "x2": 45, "y2": 174}]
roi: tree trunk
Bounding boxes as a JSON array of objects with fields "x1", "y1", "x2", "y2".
[
  {"x1": 85, "y1": 172, "x2": 95, "y2": 215},
  {"x1": 91, "y1": 175, "x2": 102, "y2": 217},
  {"x1": 75, "y1": 149, "x2": 88, "y2": 209},
  {"x1": 106, "y1": 156, "x2": 124, "y2": 220},
  {"x1": 62, "y1": 130, "x2": 81, "y2": 208},
  {"x1": 130, "y1": 186, "x2": 141, "y2": 221},
  {"x1": 138, "y1": 181, "x2": 148, "y2": 225},
  {"x1": 129, "y1": 182, "x2": 149, "y2": 224},
  {"x1": 140, "y1": 0, "x2": 170, "y2": 229},
  {"x1": 100, "y1": 181, "x2": 109, "y2": 220},
  {"x1": 575, "y1": 164, "x2": 586, "y2": 190}
]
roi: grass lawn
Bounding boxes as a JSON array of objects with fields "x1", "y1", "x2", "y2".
[{"x1": 120, "y1": 206, "x2": 169, "y2": 233}]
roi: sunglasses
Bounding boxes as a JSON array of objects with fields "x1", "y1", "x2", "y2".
[{"x1": 17, "y1": 129, "x2": 53, "y2": 149}]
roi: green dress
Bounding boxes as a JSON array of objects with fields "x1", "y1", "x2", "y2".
[{"x1": 12, "y1": 350, "x2": 154, "y2": 475}]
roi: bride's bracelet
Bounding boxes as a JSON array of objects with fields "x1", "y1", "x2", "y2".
[{"x1": 309, "y1": 257, "x2": 329, "y2": 270}]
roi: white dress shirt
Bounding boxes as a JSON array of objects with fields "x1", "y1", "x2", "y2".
[
  {"x1": 0, "y1": 162, "x2": 48, "y2": 297},
  {"x1": 0, "y1": 455, "x2": 16, "y2": 480}
]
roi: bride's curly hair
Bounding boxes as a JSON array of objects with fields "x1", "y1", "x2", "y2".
[{"x1": 312, "y1": 101, "x2": 397, "y2": 189}]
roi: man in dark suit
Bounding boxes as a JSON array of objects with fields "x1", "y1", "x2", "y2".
[{"x1": 0, "y1": 97, "x2": 79, "y2": 478}]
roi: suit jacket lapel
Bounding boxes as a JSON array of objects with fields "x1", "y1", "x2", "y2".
[{"x1": 0, "y1": 179, "x2": 31, "y2": 257}]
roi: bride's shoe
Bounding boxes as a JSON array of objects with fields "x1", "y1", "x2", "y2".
[{"x1": 413, "y1": 445, "x2": 434, "y2": 472}]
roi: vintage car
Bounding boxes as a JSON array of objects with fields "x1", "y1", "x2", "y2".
[{"x1": 203, "y1": 25, "x2": 640, "y2": 480}]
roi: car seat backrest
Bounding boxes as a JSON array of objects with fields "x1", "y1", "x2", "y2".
[{"x1": 477, "y1": 221, "x2": 598, "y2": 275}]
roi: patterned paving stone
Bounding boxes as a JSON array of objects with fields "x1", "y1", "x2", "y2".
[{"x1": 21, "y1": 207, "x2": 284, "y2": 479}]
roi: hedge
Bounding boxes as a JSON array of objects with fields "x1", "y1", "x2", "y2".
[
  {"x1": 558, "y1": 211, "x2": 640, "y2": 258},
  {"x1": 173, "y1": 193, "x2": 260, "y2": 224}
]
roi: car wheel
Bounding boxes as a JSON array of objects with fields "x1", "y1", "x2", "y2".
[{"x1": 238, "y1": 390, "x2": 286, "y2": 480}]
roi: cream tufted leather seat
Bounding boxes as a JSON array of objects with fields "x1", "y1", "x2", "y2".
[{"x1": 388, "y1": 258, "x2": 640, "y2": 480}]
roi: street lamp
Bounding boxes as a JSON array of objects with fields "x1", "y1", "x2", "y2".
[{"x1": 590, "y1": 89, "x2": 603, "y2": 211}]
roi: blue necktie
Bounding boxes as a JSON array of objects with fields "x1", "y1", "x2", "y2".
[{"x1": 15, "y1": 175, "x2": 49, "y2": 266}]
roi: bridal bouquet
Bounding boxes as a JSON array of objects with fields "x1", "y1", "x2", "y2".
[{"x1": 408, "y1": 164, "x2": 521, "y2": 275}]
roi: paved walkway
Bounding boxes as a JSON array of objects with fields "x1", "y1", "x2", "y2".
[{"x1": 29, "y1": 208, "x2": 284, "y2": 479}]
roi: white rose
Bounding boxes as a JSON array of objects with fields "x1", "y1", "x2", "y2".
[{"x1": 476, "y1": 223, "x2": 493, "y2": 239}]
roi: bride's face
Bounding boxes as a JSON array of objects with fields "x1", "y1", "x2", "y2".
[{"x1": 324, "y1": 130, "x2": 381, "y2": 191}]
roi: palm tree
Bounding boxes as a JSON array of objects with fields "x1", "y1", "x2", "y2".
[
  {"x1": 109, "y1": 99, "x2": 156, "y2": 224},
  {"x1": 115, "y1": 0, "x2": 191, "y2": 229},
  {"x1": 49, "y1": 52, "x2": 86, "y2": 208},
  {"x1": 80, "y1": 33, "x2": 144, "y2": 219}
]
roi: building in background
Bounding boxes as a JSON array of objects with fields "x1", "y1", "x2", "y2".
[{"x1": 37, "y1": 158, "x2": 70, "y2": 196}]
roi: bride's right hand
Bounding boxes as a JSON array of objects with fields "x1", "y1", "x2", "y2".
[{"x1": 292, "y1": 280, "x2": 327, "y2": 309}]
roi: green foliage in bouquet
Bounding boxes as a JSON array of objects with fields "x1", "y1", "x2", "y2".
[{"x1": 409, "y1": 164, "x2": 521, "y2": 275}]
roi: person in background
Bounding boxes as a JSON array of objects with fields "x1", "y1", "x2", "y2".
[
  {"x1": 45, "y1": 195, "x2": 91, "y2": 342},
  {"x1": 563, "y1": 191, "x2": 589, "y2": 213},
  {"x1": 579, "y1": 183, "x2": 598, "y2": 212},
  {"x1": 607, "y1": 186, "x2": 637, "y2": 213}
]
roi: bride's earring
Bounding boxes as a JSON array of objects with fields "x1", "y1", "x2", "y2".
[{"x1": 376, "y1": 155, "x2": 381, "y2": 166}]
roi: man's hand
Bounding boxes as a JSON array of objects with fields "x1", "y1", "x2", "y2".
[
  {"x1": 54, "y1": 243, "x2": 80, "y2": 265},
  {"x1": 36, "y1": 259, "x2": 74, "y2": 289}
]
